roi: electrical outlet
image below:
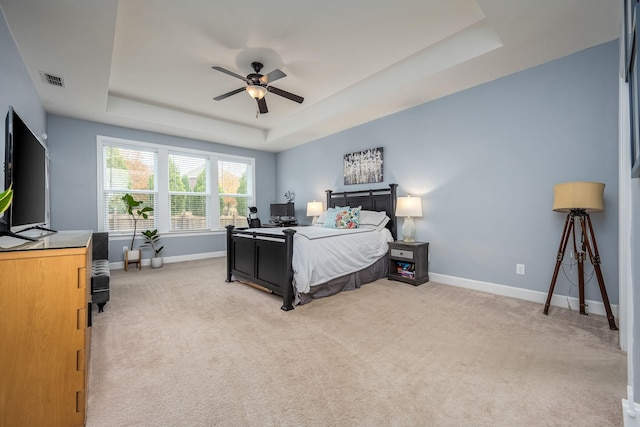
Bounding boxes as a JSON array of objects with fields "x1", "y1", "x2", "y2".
[
  {"x1": 123, "y1": 246, "x2": 128, "y2": 253},
  {"x1": 516, "y1": 264, "x2": 525, "y2": 275}
]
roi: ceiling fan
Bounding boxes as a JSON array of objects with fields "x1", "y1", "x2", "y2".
[{"x1": 212, "y1": 62, "x2": 304, "y2": 115}]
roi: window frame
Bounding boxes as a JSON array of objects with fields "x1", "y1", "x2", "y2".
[{"x1": 97, "y1": 135, "x2": 256, "y2": 235}]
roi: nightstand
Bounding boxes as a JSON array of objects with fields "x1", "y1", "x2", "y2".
[{"x1": 388, "y1": 241, "x2": 429, "y2": 286}]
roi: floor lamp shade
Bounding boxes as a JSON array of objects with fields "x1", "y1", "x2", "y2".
[{"x1": 552, "y1": 182, "x2": 604, "y2": 213}]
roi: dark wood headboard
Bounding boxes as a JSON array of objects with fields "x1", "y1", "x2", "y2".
[{"x1": 325, "y1": 183, "x2": 398, "y2": 240}]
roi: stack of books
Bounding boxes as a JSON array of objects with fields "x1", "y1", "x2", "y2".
[{"x1": 396, "y1": 262, "x2": 415, "y2": 279}]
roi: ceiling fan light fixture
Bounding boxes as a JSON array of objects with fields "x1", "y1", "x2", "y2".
[{"x1": 246, "y1": 85, "x2": 267, "y2": 100}]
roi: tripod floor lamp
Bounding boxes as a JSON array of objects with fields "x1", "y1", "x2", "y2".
[{"x1": 543, "y1": 182, "x2": 617, "y2": 330}]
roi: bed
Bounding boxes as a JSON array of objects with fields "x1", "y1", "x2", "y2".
[{"x1": 225, "y1": 183, "x2": 398, "y2": 310}]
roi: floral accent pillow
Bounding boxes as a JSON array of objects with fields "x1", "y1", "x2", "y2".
[
  {"x1": 322, "y1": 206, "x2": 348, "y2": 228},
  {"x1": 334, "y1": 206, "x2": 361, "y2": 229}
]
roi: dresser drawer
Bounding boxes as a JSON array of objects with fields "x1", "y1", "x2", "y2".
[{"x1": 390, "y1": 248, "x2": 414, "y2": 260}]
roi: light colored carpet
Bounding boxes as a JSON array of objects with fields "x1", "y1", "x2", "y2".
[{"x1": 86, "y1": 258, "x2": 626, "y2": 426}]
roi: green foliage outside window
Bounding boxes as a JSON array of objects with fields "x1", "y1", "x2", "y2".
[
  {"x1": 236, "y1": 174, "x2": 248, "y2": 217},
  {"x1": 169, "y1": 158, "x2": 187, "y2": 214}
]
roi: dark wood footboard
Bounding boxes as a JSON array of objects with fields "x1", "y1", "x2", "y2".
[{"x1": 226, "y1": 225, "x2": 296, "y2": 311}]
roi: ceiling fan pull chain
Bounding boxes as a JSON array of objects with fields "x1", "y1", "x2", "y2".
[{"x1": 256, "y1": 105, "x2": 259, "y2": 119}]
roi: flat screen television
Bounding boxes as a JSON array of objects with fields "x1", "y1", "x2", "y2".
[
  {"x1": 270, "y1": 202, "x2": 295, "y2": 220},
  {"x1": 1, "y1": 106, "x2": 50, "y2": 239}
]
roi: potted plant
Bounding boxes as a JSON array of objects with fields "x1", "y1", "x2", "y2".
[
  {"x1": 141, "y1": 229, "x2": 164, "y2": 268},
  {"x1": 121, "y1": 193, "x2": 153, "y2": 270},
  {"x1": 0, "y1": 185, "x2": 13, "y2": 214}
]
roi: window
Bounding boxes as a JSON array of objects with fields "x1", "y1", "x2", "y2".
[
  {"x1": 98, "y1": 136, "x2": 255, "y2": 234},
  {"x1": 168, "y1": 153, "x2": 209, "y2": 232},
  {"x1": 101, "y1": 144, "x2": 157, "y2": 233},
  {"x1": 218, "y1": 159, "x2": 253, "y2": 228}
]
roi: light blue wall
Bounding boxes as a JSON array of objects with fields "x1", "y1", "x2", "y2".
[
  {"x1": 46, "y1": 115, "x2": 277, "y2": 262},
  {"x1": 277, "y1": 41, "x2": 619, "y2": 304},
  {"x1": 0, "y1": 7, "x2": 46, "y2": 187}
]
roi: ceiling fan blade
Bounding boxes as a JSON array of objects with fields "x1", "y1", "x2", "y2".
[
  {"x1": 267, "y1": 86, "x2": 304, "y2": 104},
  {"x1": 260, "y1": 69, "x2": 286, "y2": 84},
  {"x1": 213, "y1": 87, "x2": 245, "y2": 101},
  {"x1": 257, "y1": 97, "x2": 268, "y2": 114},
  {"x1": 212, "y1": 66, "x2": 248, "y2": 82}
]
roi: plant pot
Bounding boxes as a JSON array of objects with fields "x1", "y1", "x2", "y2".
[
  {"x1": 124, "y1": 249, "x2": 141, "y2": 271},
  {"x1": 150, "y1": 256, "x2": 164, "y2": 269}
]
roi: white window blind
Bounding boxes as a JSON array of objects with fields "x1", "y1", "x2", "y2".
[
  {"x1": 168, "y1": 153, "x2": 210, "y2": 231},
  {"x1": 218, "y1": 159, "x2": 253, "y2": 228},
  {"x1": 102, "y1": 145, "x2": 157, "y2": 233}
]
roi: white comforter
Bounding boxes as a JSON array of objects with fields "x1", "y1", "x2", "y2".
[{"x1": 249, "y1": 226, "x2": 393, "y2": 294}]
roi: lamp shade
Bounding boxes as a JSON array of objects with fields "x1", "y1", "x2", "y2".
[
  {"x1": 306, "y1": 201, "x2": 323, "y2": 216},
  {"x1": 552, "y1": 182, "x2": 604, "y2": 213},
  {"x1": 396, "y1": 195, "x2": 422, "y2": 217},
  {"x1": 246, "y1": 85, "x2": 267, "y2": 100}
]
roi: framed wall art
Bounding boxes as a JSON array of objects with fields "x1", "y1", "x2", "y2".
[
  {"x1": 626, "y1": 0, "x2": 640, "y2": 177},
  {"x1": 343, "y1": 147, "x2": 383, "y2": 185}
]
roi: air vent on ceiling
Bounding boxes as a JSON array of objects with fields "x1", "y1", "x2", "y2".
[{"x1": 40, "y1": 71, "x2": 65, "y2": 88}]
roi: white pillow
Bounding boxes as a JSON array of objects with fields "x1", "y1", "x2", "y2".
[
  {"x1": 314, "y1": 210, "x2": 328, "y2": 226},
  {"x1": 359, "y1": 217, "x2": 390, "y2": 231},
  {"x1": 359, "y1": 210, "x2": 389, "y2": 227}
]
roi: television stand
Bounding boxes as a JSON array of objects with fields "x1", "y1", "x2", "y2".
[
  {"x1": 0, "y1": 226, "x2": 58, "y2": 242},
  {"x1": 18, "y1": 225, "x2": 58, "y2": 235},
  {"x1": 0, "y1": 230, "x2": 39, "y2": 242}
]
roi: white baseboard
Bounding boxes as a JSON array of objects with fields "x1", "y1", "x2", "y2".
[
  {"x1": 110, "y1": 251, "x2": 226, "y2": 270},
  {"x1": 429, "y1": 273, "x2": 619, "y2": 318},
  {"x1": 623, "y1": 398, "x2": 640, "y2": 426}
]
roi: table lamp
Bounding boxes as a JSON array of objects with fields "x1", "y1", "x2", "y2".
[
  {"x1": 396, "y1": 195, "x2": 422, "y2": 242},
  {"x1": 306, "y1": 201, "x2": 323, "y2": 225}
]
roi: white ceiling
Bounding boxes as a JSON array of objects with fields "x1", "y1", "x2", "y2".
[{"x1": 0, "y1": 0, "x2": 619, "y2": 153}]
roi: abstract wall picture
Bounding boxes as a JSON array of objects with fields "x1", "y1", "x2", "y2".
[{"x1": 343, "y1": 147, "x2": 383, "y2": 185}]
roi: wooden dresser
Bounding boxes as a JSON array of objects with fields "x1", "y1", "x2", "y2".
[{"x1": 0, "y1": 230, "x2": 92, "y2": 426}]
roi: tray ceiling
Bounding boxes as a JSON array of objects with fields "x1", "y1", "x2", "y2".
[{"x1": 0, "y1": 0, "x2": 619, "y2": 152}]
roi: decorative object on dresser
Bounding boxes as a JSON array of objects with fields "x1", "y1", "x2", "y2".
[
  {"x1": 306, "y1": 200, "x2": 323, "y2": 225},
  {"x1": 141, "y1": 228, "x2": 164, "y2": 268},
  {"x1": 284, "y1": 190, "x2": 295, "y2": 202},
  {"x1": 121, "y1": 193, "x2": 153, "y2": 271},
  {"x1": 91, "y1": 232, "x2": 110, "y2": 312},
  {"x1": 395, "y1": 195, "x2": 422, "y2": 242},
  {"x1": 226, "y1": 184, "x2": 397, "y2": 310},
  {"x1": 343, "y1": 147, "x2": 384, "y2": 185},
  {"x1": 388, "y1": 240, "x2": 430, "y2": 286},
  {"x1": 543, "y1": 181, "x2": 617, "y2": 330},
  {"x1": 0, "y1": 230, "x2": 92, "y2": 425}
]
